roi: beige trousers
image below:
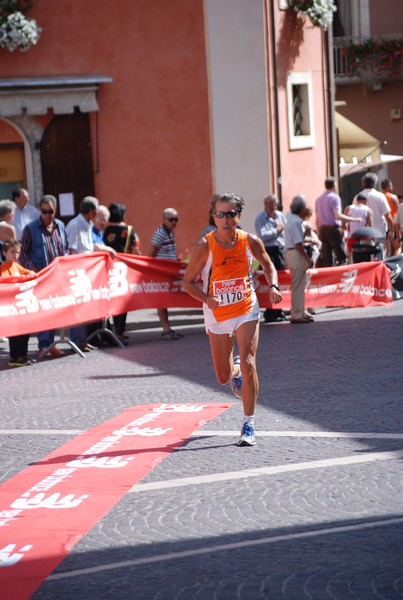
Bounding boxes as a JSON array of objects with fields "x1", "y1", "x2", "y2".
[{"x1": 285, "y1": 249, "x2": 308, "y2": 320}]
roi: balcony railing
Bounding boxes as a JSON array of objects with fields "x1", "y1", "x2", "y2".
[{"x1": 334, "y1": 35, "x2": 403, "y2": 81}]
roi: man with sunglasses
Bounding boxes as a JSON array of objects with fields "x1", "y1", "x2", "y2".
[
  {"x1": 183, "y1": 192, "x2": 282, "y2": 447},
  {"x1": 149, "y1": 208, "x2": 183, "y2": 340},
  {"x1": 20, "y1": 195, "x2": 69, "y2": 358}
]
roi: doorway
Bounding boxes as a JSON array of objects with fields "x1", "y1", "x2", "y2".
[{"x1": 41, "y1": 110, "x2": 95, "y2": 223}]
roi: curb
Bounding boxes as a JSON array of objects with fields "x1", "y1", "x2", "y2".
[{"x1": 125, "y1": 309, "x2": 205, "y2": 331}]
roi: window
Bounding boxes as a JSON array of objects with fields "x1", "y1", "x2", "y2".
[{"x1": 287, "y1": 72, "x2": 315, "y2": 150}]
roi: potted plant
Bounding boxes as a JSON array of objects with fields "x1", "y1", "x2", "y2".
[
  {"x1": 344, "y1": 37, "x2": 403, "y2": 78},
  {"x1": 292, "y1": 0, "x2": 337, "y2": 30},
  {"x1": 0, "y1": 0, "x2": 41, "y2": 52}
]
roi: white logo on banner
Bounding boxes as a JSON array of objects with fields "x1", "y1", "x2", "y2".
[
  {"x1": 66, "y1": 455, "x2": 134, "y2": 468},
  {"x1": 15, "y1": 280, "x2": 39, "y2": 314},
  {"x1": 340, "y1": 269, "x2": 358, "y2": 293},
  {"x1": 171, "y1": 266, "x2": 187, "y2": 293},
  {"x1": 108, "y1": 261, "x2": 129, "y2": 297},
  {"x1": 69, "y1": 269, "x2": 92, "y2": 303},
  {"x1": 389, "y1": 262, "x2": 401, "y2": 285},
  {"x1": 0, "y1": 544, "x2": 33, "y2": 567},
  {"x1": 11, "y1": 492, "x2": 89, "y2": 510}
]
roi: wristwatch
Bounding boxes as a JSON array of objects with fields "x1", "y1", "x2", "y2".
[{"x1": 269, "y1": 284, "x2": 280, "y2": 292}]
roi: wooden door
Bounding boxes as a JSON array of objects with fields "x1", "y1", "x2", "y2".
[{"x1": 41, "y1": 110, "x2": 95, "y2": 223}]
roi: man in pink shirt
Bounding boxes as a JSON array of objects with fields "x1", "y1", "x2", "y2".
[{"x1": 315, "y1": 177, "x2": 360, "y2": 267}]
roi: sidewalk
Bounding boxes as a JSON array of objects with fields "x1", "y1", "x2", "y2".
[{"x1": 124, "y1": 307, "x2": 205, "y2": 331}]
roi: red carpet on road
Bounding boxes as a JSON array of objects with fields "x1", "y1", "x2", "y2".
[{"x1": 0, "y1": 403, "x2": 231, "y2": 599}]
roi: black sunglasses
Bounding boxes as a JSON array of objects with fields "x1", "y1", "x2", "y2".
[
  {"x1": 167, "y1": 217, "x2": 178, "y2": 222},
  {"x1": 41, "y1": 209, "x2": 55, "y2": 215},
  {"x1": 213, "y1": 210, "x2": 239, "y2": 219}
]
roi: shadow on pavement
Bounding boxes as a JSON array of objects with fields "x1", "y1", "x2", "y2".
[{"x1": 30, "y1": 514, "x2": 403, "y2": 599}]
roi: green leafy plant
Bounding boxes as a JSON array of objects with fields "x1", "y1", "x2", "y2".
[
  {"x1": 344, "y1": 37, "x2": 403, "y2": 77},
  {"x1": 293, "y1": 0, "x2": 337, "y2": 30}
]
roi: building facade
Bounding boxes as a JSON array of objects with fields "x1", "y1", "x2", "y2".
[
  {"x1": 0, "y1": 0, "x2": 334, "y2": 254},
  {"x1": 333, "y1": 0, "x2": 403, "y2": 204}
]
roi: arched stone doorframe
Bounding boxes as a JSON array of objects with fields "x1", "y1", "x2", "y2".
[{"x1": 2, "y1": 113, "x2": 43, "y2": 206}]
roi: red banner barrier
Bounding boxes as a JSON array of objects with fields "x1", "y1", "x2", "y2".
[{"x1": 0, "y1": 253, "x2": 393, "y2": 337}]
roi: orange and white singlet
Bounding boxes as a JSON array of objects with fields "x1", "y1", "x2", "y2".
[{"x1": 200, "y1": 229, "x2": 258, "y2": 324}]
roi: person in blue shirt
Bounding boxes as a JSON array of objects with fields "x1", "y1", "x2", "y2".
[
  {"x1": 19, "y1": 195, "x2": 69, "y2": 358},
  {"x1": 255, "y1": 194, "x2": 286, "y2": 323},
  {"x1": 91, "y1": 205, "x2": 110, "y2": 245}
]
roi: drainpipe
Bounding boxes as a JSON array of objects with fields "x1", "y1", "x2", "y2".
[
  {"x1": 268, "y1": 0, "x2": 283, "y2": 208},
  {"x1": 324, "y1": 27, "x2": 338, "y2": 182}
]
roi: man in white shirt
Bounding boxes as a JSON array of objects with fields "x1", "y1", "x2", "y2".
[
  {"x1": 12, "y1": 188, "x2": 40, "y2": 241},
  {"x1": 284, "y1": 194, "x2": 314, "y2": 323},
  {"x1": 66, "y1": 197, "x2": 115, "y2": 350},
  {"x1": 354, "y1": 173, "x2": 393, "y2": 258}
]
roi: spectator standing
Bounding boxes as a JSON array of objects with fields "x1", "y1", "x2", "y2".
[
  {"x1": 315, "y1": 177, "x2": 360, "y2": 267},
  {"x1": 66, "y1": 196, "x2": 116, "y2": 351},
  {"x1": 92, "y1": 205, "x2": 110, "y2": 244},
  {"x1": 11, "y1": 188, "x2": 40, "y2": 241},
  {"x1": 0, "y1": 199, "x2": 16, "y2": 260},
  {"x1": 302, "y1": 206, "x2": 321, "y2": 267},
  {"x1": 0, "y1": 239, "x2": 36, "y2": 367},
  {"x1": 354, "y1": 173, "x2": 393, "y2": 259},
  {"x1": 86, "y1": 204, "x2": 111, "y2": 346},
  {"x1": 285, "y1": 194, "x2": 314, "y2": 324},
  {"x1": 19, "y1": 195, "x2": 69, "y2": 359},
  {"x1": 381, "y1": 178, "x2": 399, "y2": 256},
  {"x1": 149, "y1": 208, "x2": 183, "y2": 340},
  {"x1": 255, "y1": 194, "x2": 286, "y2": 322},
  {"x1": 104, "y1": 202, "x2": 139, "y2": 343},
  {"x1": 344, "y1": 193, "x2": 373, "y2": 261},
  {"x1": 183, "y1": 192, "x2": 282, "y2": 446},
  {"x1": 394, "y1": 201, "x2": 403, "y2": 253},
  {"x1": 381, "y1": 178, "x2": 399, "y2": 220}
]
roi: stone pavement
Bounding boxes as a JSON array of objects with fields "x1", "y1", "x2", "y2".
[{"x1": 1, "y1": 301, "x2": 403, "y2": 599}]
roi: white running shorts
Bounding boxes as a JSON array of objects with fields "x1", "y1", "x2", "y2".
[{"x1": 204, "y1": 302, "x2": 260, "y2": 337}]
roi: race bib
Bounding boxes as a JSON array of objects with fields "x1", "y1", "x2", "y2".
[{"x1": 212, "y1": 278, "x2": 247, "y2": 306}]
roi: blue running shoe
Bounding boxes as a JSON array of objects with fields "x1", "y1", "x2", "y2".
[
  {"x1": 236, "y1": 422, "x2": 256, "y2": 446},
  {"x1": 230, "y1": 355, "x2": 243, "y2": 399}
]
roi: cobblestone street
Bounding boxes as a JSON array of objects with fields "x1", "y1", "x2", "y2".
[{"x1": 1, "y1": 301, "x2": 402, "y2": 599}]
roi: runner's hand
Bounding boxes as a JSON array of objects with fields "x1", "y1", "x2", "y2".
[
  {"x1": 269, "y1": 289, "x2": 282, "y2": 305},
  {"x1": 206, "y1": 295, "x2": 221, "y2": 310}
]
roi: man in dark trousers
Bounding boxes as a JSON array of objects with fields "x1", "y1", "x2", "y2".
[{"x1": 255, "y1": 194, "x2": 286, "y2": 322}]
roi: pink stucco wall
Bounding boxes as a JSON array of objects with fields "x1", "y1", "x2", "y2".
[
  {"x1": 273, "y1": 9, "x2": 333, "y2": 211},
  {"x1": 0, "y1": 0, "x2": 212, "y2": 254}
]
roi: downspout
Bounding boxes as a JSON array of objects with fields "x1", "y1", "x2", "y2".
[
  {"x1": 268, "y1": 0, "x2": 282, "y2": 208},
  {"x1": 324, "y1": 27, "x2": 338, "y2": 181}
]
